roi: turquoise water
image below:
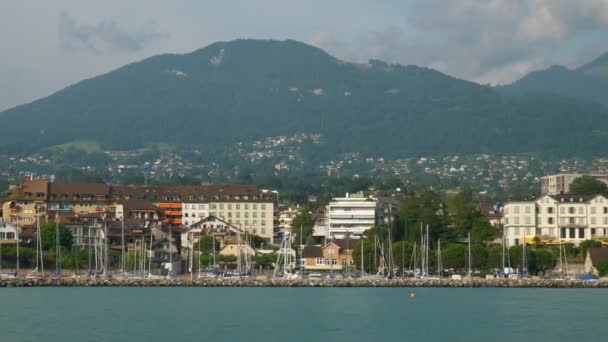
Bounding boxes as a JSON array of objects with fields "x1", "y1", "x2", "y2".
[{"x1": 0, "y1": 288, "x2": 604, "y2": 341}]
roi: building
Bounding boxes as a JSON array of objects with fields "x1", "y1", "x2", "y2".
[
  {"x1": 302, "y1": 239, "x2": 354, "y2": 271},
  {"x1": 1, "y1": 180, "x2": 48, "y2": 225},
  {"x1": 181, "y1": 216, "x2": 242, "y2": 250},
  {"x1": 326, "y1": 193, "x2": 378, "y2": 238},
  {"x1": 278, "y1": 205, "x2": 299, "y2": 233},
  {"x1": 0, "y1": 221, "x2": 19, "y2": 246},
  {"x1": 540, "y1": 173, "x2": 608, "y2": 195},
  {"x1": 503, "y1": 194, "x2": 608, "y2": 247},
  {"x1": 584, "y1": 247, "x2": 608, "y2": 275},
  {"x1": 3, "y1": 181, "x2": 275, "y2": 243}
]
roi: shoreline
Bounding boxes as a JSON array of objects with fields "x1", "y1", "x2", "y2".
[{"x1": 1, "y1": 277, "x2": 607, "y2": 288}]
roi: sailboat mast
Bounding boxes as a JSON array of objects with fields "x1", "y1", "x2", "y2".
[
  {"x1": 55, "y1": 216, "x2": 60, "y2": 275},
  {"x1": 468, "y1": 232, "x2": 472, "y2": 278},
  {"x1": 360, "y1": 237, "x2": 364, "y2": 277},
  {"x1": 121, "y1": 217, "x2": 125, "y2": 273}
]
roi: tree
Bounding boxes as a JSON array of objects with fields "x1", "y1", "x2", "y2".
[
  {"x1": 292, "y1": 210, "x2": 314, "y2": 242},
  {"x1": 351, "y1": 238, "x2": 376, "y2": 274},
  {"x1": 441, "y1": 244, "x2": 466, "y2": 271},
  {"x1": 471, "y1": 217, "x2": 496, "y2": 245},
  {"x1": 508, "y1": 245, "x2": 537, "y2": 273},
  {"x1": 534, "y1": 249, "x2": 557, "y2": 274},
  {"x1": 392, "y1": 241, "x2": 415, "y2": 271},
  {"x1": 40, "y1": 222, "x2": 73, "y2": 250},
  {"x1": 446, "y1": 187, "x2": 475, "y2": 239},
  {"x1": 579, "y1": 240, "x2": 602, "y2": 258},
  {"x1": 398, "y1": 191, "x2": 449, "y2": 242},
  {"x1": 570, "y1": 176, "x2": 608, "y2": 196},
  {"x1": 486, "y1": 246, "x2": 503, "y2": 271},
  {"x1": 255, "y1": 253, "x2": 277, "y2": 269},
  {"x1": 193, "y1": 235, "x2": 220, "y2": 254},
  {"x1": 596, "y1": 261, "x2": 608, "y2": 277},
  {"x1": 471, "y1": 244, "x2": 488, "y2": 269}
]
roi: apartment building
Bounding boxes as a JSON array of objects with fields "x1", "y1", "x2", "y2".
[
  {"x1": 2, "y1": 181, "x2": 275, "y2": 242},
  {"x1": 278, "y1": 205, "x2": 299, "y2": 233},
  {"x1": 1, "y1": 180, "x2": 48, "y2": 225},
  {"x1": 541, "y1": 173, "x2": 608, "y2": 195},
  {"x1": 327, "y1": 192, "x2": 378, "y2": 238},
  {"x1": 503, "y1": 194, "x2": 608, "y2": 247}
]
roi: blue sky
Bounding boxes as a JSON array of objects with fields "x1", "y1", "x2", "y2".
[{"x1": 1, "y1": 0, "x2": 608, "y2": 111}]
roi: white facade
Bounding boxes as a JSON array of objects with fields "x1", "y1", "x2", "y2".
[
  {"x1": 503, "y1": 195, "x2": 608, "y2": 246},
  {"x1": 278, "y1": 205, "x2": 299, "y2": 233},
  {"x1": 182, "y1": 203, "x2": 209, "y2": 227},
  {"x1": 0, "y1": 221, "x2": 18, "y2": 244},
  {"x1": 208, "y1": 201, "x2": 274, "y2": 241},
  {"x1": 327, "y1": 193, "x2": 377, "y2": 238}
]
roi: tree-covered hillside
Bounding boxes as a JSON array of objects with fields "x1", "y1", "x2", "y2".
[{"x1": 1, "y1": 39, "x2": 607, "y2": 157}]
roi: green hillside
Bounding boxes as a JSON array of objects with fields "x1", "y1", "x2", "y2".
[{"x1": 1, "y1": 39, "x2": 607, "y2": 157}]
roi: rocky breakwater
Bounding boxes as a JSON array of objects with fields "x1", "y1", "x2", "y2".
[{"x1": 1, "y1": 277, "x2": 608, "y2": 288}]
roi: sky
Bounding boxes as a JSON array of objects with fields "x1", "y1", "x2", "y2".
[{"x1": 2, "y1": 0, "x2": 608, "y2": 111}]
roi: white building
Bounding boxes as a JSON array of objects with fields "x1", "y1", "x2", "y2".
[
  {"x1": 0, "y1": 221, "x2": 19, "y2": 246},
  {"x1": 182, "y1": 203, "x2": 209, "y2": 227},
  {"x1": 278, "y1": 205, "x2": 299, "y2": 233},
  {"x1": 503, "y1": 194, "x2": 608, "y2": 247},
  {"x1": 326, "y1": 193, "x2": 378, "y2": 238}
]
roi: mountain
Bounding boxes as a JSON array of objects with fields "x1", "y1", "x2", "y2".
[
  {"x1": 498, "y1": 52, "x2": 608, "y2": 106},
  {"x1": 1, "y1": 39, "x2": 608, "y2": 158}
]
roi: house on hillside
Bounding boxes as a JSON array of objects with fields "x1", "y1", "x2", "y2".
[{"x1": 584, "y1": 247, "x2": 608, "y2": 276}]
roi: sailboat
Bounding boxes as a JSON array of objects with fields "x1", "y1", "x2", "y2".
[
  {"x1": 52, "y1": 216, "x2": 62, "y2": 278},
  {"x1": 27, "y1": 212, "x2": 44, "y2": 279}
]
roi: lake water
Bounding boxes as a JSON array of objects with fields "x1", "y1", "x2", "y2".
[{"x1": 0, "y1": 287, "x2": 604, "y2": 341}]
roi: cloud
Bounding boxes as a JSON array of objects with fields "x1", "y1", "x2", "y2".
[
  {"x1": 58, "y1": 12, "x2": 168, "y2": 53},
  {"x1": 335, "y1": 0, "x2": 608, "y2": 84}
]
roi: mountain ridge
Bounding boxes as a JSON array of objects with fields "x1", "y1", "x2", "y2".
[{"x1": 1, "y1": 39, "x2": 607, "y2": 158}]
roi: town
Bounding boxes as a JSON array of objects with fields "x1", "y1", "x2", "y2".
[{"x1": 2, "y1": 171, "x2": 608, "y2": 284}]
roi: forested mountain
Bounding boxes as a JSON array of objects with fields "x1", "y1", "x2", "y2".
[
  {"x1": 498, "y1": 53, "x2": 608, "y2": 107},
  {"x1": 1, "y1": 39, "x2": 607, "y2": 157}
]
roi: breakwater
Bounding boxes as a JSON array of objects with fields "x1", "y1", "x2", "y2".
[{"x1": 2, "y1": 277, "x2": 607, "y2": 288}]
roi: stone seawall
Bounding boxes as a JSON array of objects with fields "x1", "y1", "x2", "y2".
[{"x1": 1, "y1": 278, "x2": 607, "y2": 288}]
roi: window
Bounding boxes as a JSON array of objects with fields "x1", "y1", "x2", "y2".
[
  {"x1": 220, "y1": 204, "x2": 224, "y2": 210},
  {"x1": 514, "y1": 227, "x2": 520, "y2": 235},
  {"x1": 253, "y1": 212, "x2": 257, "y2": 218},
  {"x1": 525, "y1": 206, "x2": 531, "y2": 214},
  {"x1": 578, "y1": 207, "x2": 584, "y2": 214},
  {"x1": 547, "y1": 207, "x2": 554, "y2": 214},
  {"x1": 261, "y1": 228, "x2": 266, "y2": 234},
  {"x1": 569, "y1": 228, "x2": 575, "y2": 239},
  {"x1": 332, "y1": 259, "x2": 337, "y2": 265},
  {"x1": 591, "y1": 217, "x2": 596, "y2": 225},
  {"x1": 253, "y1": 204, "x2": 257, "y2": 210},
  {"x1": 261, "y1": 221, "x2": 266, "y2": 226},
  {"x1": 514, "y1": 217, "x2": 520, "y2": 224},
  {"x1": 227, "y1": 204, "x2": 232, "y2": 210},
  {"x1": 524, "y1": 216, "x2": 530, "y2": 224},
  {"x1": 591, "y1": 207, "x2": 597, "y2": 215},
  {"x1": 244, "y1": 204, "x2": 249, "y2": 210},
  {"x1": 199, "y1": 205, "x2": 205, "y2": 210},
  {"x1": 236, "y1": 212, "x2": 240, "y2": 218},
  {"x1": 236, "y1": 204, "x2": 241, "y2": 210},
  {"x1": 327, "y1": 249, "x2": 334, "y2": 255},
  {"x1": 261, "y1": 204, "x2": 266, "y2": 210},
  {"x1": 579, "y1": 228, "x2": 585, "y2": 239},
  {"x1": 569, "y1": 218, "x2": 575, "y2": 224},
  {"x1": 341, "y1": 259, "x2": 346, "y2": 265},
  {"x1": 561, "y1": 228, "x2": 567, "y2": 239},
  {"x1": 261, "y1": 212, "x2": 266, "y2": 218},
  {"x1": 514, "y1": 206, "x2": 520, "y2": 214},
  {"x1": 228, "y1": 212, "x2": 232, "y2": 218},
  {"x1": 591, "y1": 228, "x2": 596, "y2": 237},
  {"x1": 244, "y1": 212, "x2": 249, "y2": 218},
  {"x1": 569, "y1": 207, "x2": 575, "y2": 214},
  {"x1": 548, "y1": 217, "x2": 554, "y2": 224},
  {"x1": 604, "y1": 207, "x2": 608, "y2": 214},
  {"x1": 316, "y1": 257, "x2": 323, "y2": 265},
  {"x1": 560, "y1": 207, "x2": 565, "y2": 214}
]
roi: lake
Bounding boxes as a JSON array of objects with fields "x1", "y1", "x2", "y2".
[{"x1": 0, "y1": 287, "x2": 604, "y2": 341}]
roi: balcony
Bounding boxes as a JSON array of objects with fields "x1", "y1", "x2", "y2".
[{"x1": 557, "y1": 222, "x2": 586, "y2": 228}]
